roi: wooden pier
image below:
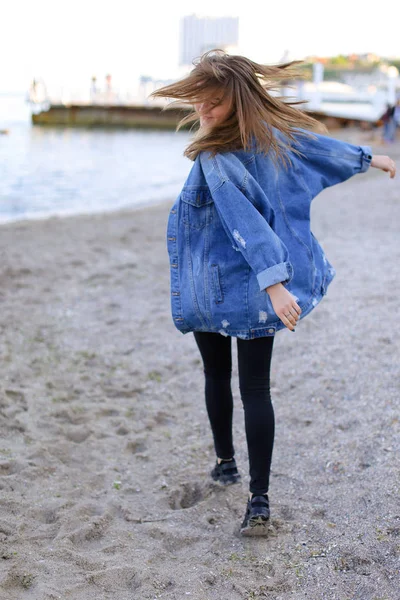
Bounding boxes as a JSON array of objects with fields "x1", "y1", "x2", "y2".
[
  {"x1": 31, "y1": 102, "x2": 381, "y2": 130},
  {"x1": 31, "y1": 104, "x2": 194, "y2": 129}
]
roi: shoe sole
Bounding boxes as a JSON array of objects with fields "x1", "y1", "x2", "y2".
[{"x1": 240, "y1": 516, "x2": 270, "y2": 536}]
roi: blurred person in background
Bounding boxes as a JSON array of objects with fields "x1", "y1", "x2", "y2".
[
  {"x1": 381, "y1": 102, "x2": 396, "y2": 144},
  {"x1": 393, "y1": 98, "x2": 400, "y2": 139},
  {"x1": 151, "y1": 49, "x2": 396, "y2": 536},
  {"x1": 104, "y1": 74, "x2": 116, "y2": 105},
  {"x1": 90, "y1": 76, "x2": 98, "y2": 104}
]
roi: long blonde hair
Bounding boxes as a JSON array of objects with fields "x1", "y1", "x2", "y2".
[{"x1": 150, "y1": 49, "x2": 327, "y2": 166}]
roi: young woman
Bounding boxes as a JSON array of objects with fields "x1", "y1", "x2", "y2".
[{"x1": 150, "y1": 50, "x2": 396, "y2": 536}]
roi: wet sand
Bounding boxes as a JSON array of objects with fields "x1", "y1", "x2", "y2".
[{"x1": 0, "y1": 128, "x2": 399, "y2": 599}]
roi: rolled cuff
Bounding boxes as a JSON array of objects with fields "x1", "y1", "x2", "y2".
[
  {"x1": 257, "y1": 261, "x2": 294, "y2": 292},
  {"x1": 360, "y1": 146, "x2": 373, "y2": 173}
]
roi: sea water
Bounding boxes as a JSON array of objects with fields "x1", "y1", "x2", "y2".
[{"x1": 0, "y1": 93, "x2": 192, "y2": 224}]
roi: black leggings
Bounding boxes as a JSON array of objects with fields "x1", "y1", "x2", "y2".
[{"x1": 193, "y1": 331, "x2": 275, "y2": 495}]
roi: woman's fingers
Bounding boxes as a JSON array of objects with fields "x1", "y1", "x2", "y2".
[
  {"x1": 266, "y1": 285, "x2": 302, "y2": 331},
  {"x1": 281, "y1": 303, "x2": 301, "y2": 330},
  {"x1": 285, "y1": 311, "x2": 297, "y2": 325},
  {"x1": 288, "y1": 302, "x2": 301, "y2": 320},
  {"x1": 374, "y1": 155, "x2": 396, "y2": 178},
  {"x1": 282, "y1": 313, "x2": 296, "y2": 330},
  {"x1": 384, "y1": 159, "x2": 396, "y2": 178},
  {"x1": 292, "y1": 302, "x2": 302, "y2": 316},
  {"x1": 382, "y1": 156, "x2": 396, "y2": 179}
]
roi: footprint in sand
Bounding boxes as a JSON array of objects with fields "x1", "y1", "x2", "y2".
[
  {"x1": 83, "y1": 272, "x2": 112, "y2": 286},
  {"x1": 0, "y1": 459, "x2": 25, "y2": 477},
  {"x1": 63, "y1": 511, "x2": 113, "y2": 549},
  {"x1": 101, "y1": 385, "x2": 143, "y2": 399},
  {"x1": 0, "y1": 518, "x2": 17, "y2": 537},
  {"x1": 115, "y1": 262, "x2": 138, "y2": 271},
  {"x1": 85, "y1": 566, "x2": 141, "y2": 592},
  {"x1": 0, "y1": 567, "x2": 37, "y2": 592},
  {"x1": 3, "y1": 267, "x2": 36, "y2": 278},
  {"x1": 51, "y1": 407, "x2": 89, "y2": 426},
  {"x1": 17, "y1": 504, "x2": 62, "y2": 544},
  {"x1": 125, "y1": 439, "x2": 147, "y2": 454},
  {"x1": 69, "y1": 259, "x2": 85, "y2": 267},
  {"x1": 0, "y1": 396, "x2": 26, "y2": 435},
  {"x1": 152, "y1": 526, "x2": 202, "y2": 553},
  {"x1": 95, "y1": 407, "x2": 120, "y2": 417},
  {"x1": 51, "y1": 502, "x2": 108, "y2": 547},
  {"x1": 2, "y1": 390, "x2": 28, "y2": 418},
  {"x1": 63, "y1": 426, "x2": 92, "y2": 443},
  {"x1": 115, "y1": 425, "x2": 130, "y2": 435},
  {"x1": 168, "y1": 481, "x2": 211, "y2": 510}
]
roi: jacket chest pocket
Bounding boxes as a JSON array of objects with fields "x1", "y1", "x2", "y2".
[{"x1": 181, "y1": 187, "x2": 214, "y2": 230}]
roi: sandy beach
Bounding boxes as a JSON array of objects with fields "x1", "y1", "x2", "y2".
[{"x1": 0, "y1": 128, "x2": 399, "y2": 600}]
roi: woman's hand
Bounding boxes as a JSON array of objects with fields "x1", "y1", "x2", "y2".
[
  {"x1": 371, "y1": 155, "x2": 396, "y2": 178},
  {"x1": 266, "y1": 282, "x2": 301, "y2": 331}
]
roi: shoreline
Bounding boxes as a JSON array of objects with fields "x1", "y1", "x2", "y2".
[
  {"x1": 0, "y1": 195, "x2": 175, "y2": 229},
  {"x1": 0, "y1": 125, "x2": 391, "y2": 229}
]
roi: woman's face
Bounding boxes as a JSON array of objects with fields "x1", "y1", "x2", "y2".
[{"x1": 194, "y1": 92, "x2": 233, "y2": 128}]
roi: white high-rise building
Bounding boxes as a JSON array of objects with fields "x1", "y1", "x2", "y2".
[{"x1": 180, "y1": 14, "x2": 239, "y2": 67}]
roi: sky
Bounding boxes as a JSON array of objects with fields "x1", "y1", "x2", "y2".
[{"x1": 3, "y1": 0, "x2": 399, "y2": 94}]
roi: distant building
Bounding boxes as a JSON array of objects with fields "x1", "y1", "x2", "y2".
[{"x1": 179, "y1": 13, "x2": 239, "y2": 67}]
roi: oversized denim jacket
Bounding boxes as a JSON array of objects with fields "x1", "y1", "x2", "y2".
[{"x1": 167, "y1": 128, "x2": 372, "y2": 339}]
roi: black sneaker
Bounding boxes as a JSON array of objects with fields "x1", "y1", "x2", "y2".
[
  {"x1": 210, "y1": 458, "x2": 241, "y2": 486},
  {"x1": 240, "y1": 494, "x2": 270, "y2": 536}
]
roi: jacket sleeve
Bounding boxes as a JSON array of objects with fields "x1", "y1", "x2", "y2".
[
  {"x1": 291, "y1": 129, "x2": 373, "y2": 198},
  {"x1": 208, "y1": 178, "x2": 294, "y2": 292}
]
